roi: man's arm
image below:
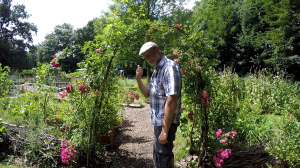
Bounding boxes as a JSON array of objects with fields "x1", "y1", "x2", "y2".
[
  {"x1": 159, "y1": 94, "x2": 177, "y2": 144},
  {"x1": 136, "y1": 65, "x2": 149, "y2": 98}
]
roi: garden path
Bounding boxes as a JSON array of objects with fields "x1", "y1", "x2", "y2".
[{"x1": 112, "y1": 104, "x2": 155, "y2": 167}]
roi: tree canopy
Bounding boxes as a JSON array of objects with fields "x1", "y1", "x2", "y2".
[
  {"x1": 0, "y1": 0, "x2": 299, "y2": 79},
  {"x1": 0, "y1": 0, "x2": 37, "y2": 70}
]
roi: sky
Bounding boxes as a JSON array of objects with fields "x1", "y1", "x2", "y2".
[{"x1": 11, "y1": 0, "x2": 198, "y2": 45}]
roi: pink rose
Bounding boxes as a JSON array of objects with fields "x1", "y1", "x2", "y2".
[
  {"x1": 172, "y1": 50, "x2": 179, "y2": 56},
  {"x1": 220, "y1": 151, "x2": 229, "y2": 159},
  {"x1": 213, "y1": 156, "x2": 222, "y2": 168},
  {"x1": 182, "y1": 69, "x2": 187, "y2": 76},
  {"x1": 203, "y1": 92, "x2": 209, "y2": 99},
  {"x1": 225, "y1": 132, "x2": 230, "y2": 137},
  {"x1": 174, "y1": 24, "x2": 179, "y2": 28},
  {"x1": 225, "y1": 149, "x2": 232, "y2": 156},
  {"x1": 135, "y1": 94, "x2": 139, "y2": 100},
  {"x1": 231, "y1": 131, "x2": 237, "y2": 136},
  {"x1": 60, "y1": 91, "x2": 68, "y2": 98},
  {"x1": 188, "y1": 112, "x2": 195, "y2": 121},
  {"x1": 78, "y1": 82, "x2": 88, "y2": 95},
  {"x1": 200, "y1": 98, "x2": 205, "y2": 105},
  {"x1": 174, "y1": 58, "x2": 180, "y2": 64},
  {"x1": 51, "y1": 60, "x2": 59, "y2": 67},
  {"x1": 66, "y1": 84, "x2": 73, "y2": 93},
  {"x1": 55, "y1": 115, "x2": 60, "y2": 123},
  {"x1": 45, "y1": 118, "x2": 50, "y2": 124},
  {"x1": 215, "y1": 129, "x2": 222, "y2": 138}
]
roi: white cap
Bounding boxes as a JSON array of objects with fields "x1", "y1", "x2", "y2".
[{"x1": 139, "y1": 42, "x2": 158, "y2": 55}]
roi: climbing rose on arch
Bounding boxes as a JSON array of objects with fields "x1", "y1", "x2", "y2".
[
  {"x1": 182, "y1": 69, "x2": 187, "y2": 76},
  {"x1": 203, "y1": 92, "x2": 209, "y2": 99}
]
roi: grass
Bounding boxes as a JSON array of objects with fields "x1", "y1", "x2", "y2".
[{"x1": 174, "y1": 131, "x2": 190, "y2": 161}]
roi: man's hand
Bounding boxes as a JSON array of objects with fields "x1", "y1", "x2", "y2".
[
  {"x1": 136, "y1": 65, "x2": 143, "y2": 79},
  {"x1": 158, "y1": 129, "x2": 168, "y2": 144},
  {"x1": 96, "y1": 47, "x2": 103, "y2": 54}
]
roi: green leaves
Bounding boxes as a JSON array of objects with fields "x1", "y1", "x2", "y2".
[
  {"x1": 0, "y1": 64, "x2": 11, "y2": 97},
  {"x1": 0, "y1": 0, "x2": 37, "y2": 70}
]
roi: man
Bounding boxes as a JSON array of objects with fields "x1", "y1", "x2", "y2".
[{"x1": 136, "y1": 42, "x2": 182, "y2": 168}]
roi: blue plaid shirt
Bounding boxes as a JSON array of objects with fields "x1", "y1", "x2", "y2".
[{"x1": 148, "y1": 56, "x2": 182, "y2": 126}]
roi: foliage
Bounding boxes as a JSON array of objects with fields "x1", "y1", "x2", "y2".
[
  {"x1": 21, "y1": 69, "x2": 35, "y2": 77},
  {"x1": 178, "y1": 66, "x2": 300, "y2": 165},
  {"x1": 191, "y1": 0, "x2": 300, "y2": 79},
  {"x1": 266, "y1": 115, "x2": 300, "y2": 167},
  {"x1": 0, "y1": 0, "x2": 37, "y2": 70},
  {"x1": 32, "y1": 21, "x2": 96, "y2": 73},
  {"x1": 0, "y1": 64, "x2": 11, "y2": 97}
]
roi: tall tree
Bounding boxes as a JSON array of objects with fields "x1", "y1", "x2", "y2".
[
  {"x1": 36, "y1": 21, "x2": 97, "y2": 72},
  {"x1": 191, "y1": 0, "x2": 300, "y2": 79},
  {"x1": 0, "y1": 0, "x2": 37, "y2": 70}
]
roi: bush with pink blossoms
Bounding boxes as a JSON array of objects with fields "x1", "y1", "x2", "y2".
[
  {"x1": 213, "y1": 129, "x2": 237, "y2": 167},
  {"x1": 123, "y1": 92, "x2": 139, "y2": 106},
  {"x1": 60, "y1": 140, "x2": 77, "y2": 165}
]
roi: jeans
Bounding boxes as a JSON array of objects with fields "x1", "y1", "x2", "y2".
[{"x1": 153, "y1": 123, "x2": 179, "y2": 168}]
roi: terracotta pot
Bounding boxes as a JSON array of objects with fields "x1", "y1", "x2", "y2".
[{"x1": 99, "y1": 129, "x2": 114, "y2": 148}]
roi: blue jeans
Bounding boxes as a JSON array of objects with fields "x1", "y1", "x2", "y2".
[{"x1": 153, "y1": 123, "x2": 179, "y2": 168}]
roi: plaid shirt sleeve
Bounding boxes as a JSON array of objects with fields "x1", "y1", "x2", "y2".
[{"x1": 163, "y1": 64, "x2": 181, "y2": 96}]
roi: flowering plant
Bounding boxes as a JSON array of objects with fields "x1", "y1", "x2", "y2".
[
  {"x1": 213, "y1": 129, "x2": 237, "y2": 167},
  {"x1": 123, "y1": 92, "x2": 139, "y2": 106},
  {"x1": 61, "y1": 140, "x2": 77, "y2": 164}
]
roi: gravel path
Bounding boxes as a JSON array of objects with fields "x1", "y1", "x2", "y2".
[{"x1": 113, "y1": 104, "x2": 154, "y2": 168}]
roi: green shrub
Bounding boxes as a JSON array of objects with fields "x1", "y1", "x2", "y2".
[
  {"x1": 0, "y1": 64, "x2": 11, "y2": 97},
  {"x1": 266, "y1": 116, "x2": 300, "y2": 167}
]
